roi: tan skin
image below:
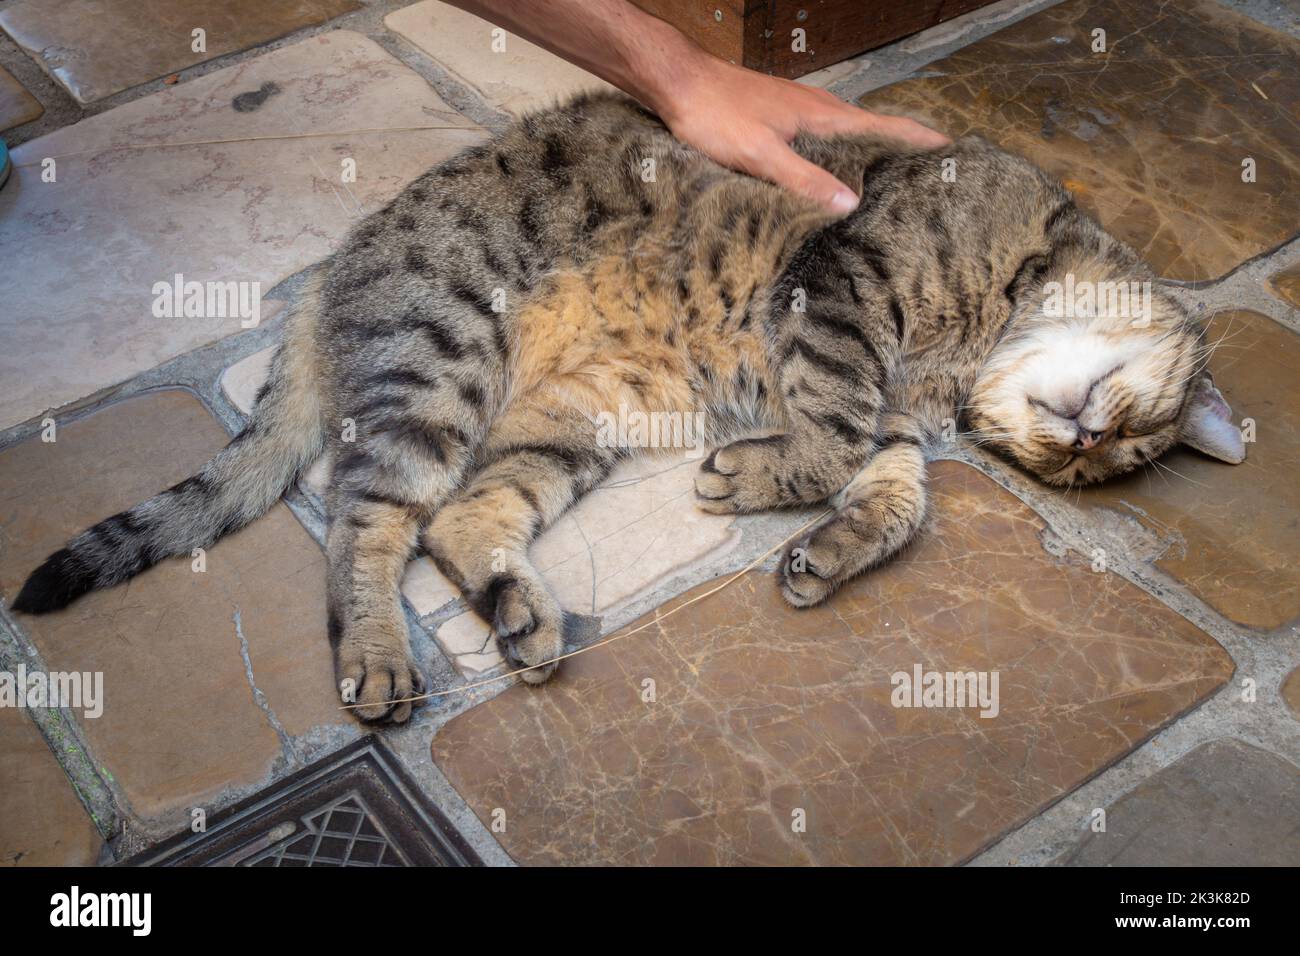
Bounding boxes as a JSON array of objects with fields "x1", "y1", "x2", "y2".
[{"x1": 446, "y1": 0, "x2": 949, "y2": 214}]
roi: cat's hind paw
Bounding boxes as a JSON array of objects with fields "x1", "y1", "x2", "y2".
[{"x1": 490, "y1": 575, "x2": 564, "y2": 684}]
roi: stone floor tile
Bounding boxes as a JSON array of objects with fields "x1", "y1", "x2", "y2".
[
  {"x1": 431, "y1": 612, "x2": 503, "y2": 676},
  {"x1": 0, "y1": 31, "x2": 486, "y2": 430},
  {"x1": 1076, "y1": 311, "x2": 1299, "y2": 630},
  {"x1": 0, "y1": 390, "x2": 345, "y2": 823},
  {"x1": 0, "y1": 707, "x2": 103, "y2": 866},
  {"x1": 1269, "y1": 261, "x2": 1300, "y2": 309},
  {"x1": 431, "y1": 460, "x2": 1232, "y2": 865},
  {"x1": 1058, "y1": 739, "x2": 1300, "y2": 866},
  {"x1": 385, "y1": 0, "x2": 612, "y2": 116},
  {"x1": 1282, "y1": 667, "x2": 1300, "y2": 720},
  {"x1": 0, "y1": 0, "x2": 361, "y2": 104},
  {"x1": 858, "y1": 0, "x2": 1300, "y2": 282},
  {"x1": 0, "y1": 62, "x2": 41, "y2": 131}
]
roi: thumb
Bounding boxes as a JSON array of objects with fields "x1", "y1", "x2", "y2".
[{"x1": 755, "y1": 137, "x2": 859, "y2": 215}]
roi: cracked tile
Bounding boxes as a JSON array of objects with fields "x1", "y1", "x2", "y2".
[
  {"x1": 1057, "y1": 739, "x2": 1300, "y2": 866},
  {"x1": 0, "y1": 0, "x2": 361, "y2": 103},
  {"x1": 385, "y1": 0, "x2": 612, "y2": 116},
  {"x1": 431, "y1": 460, "x2": 1232, "y2": 865},
  {"x1": 1076, "y1": 311, "x2": 1300, "y2": 630},
  {"x1": 0, "y1": 390, "x2": 345, "y2": 823},
  {"x1": 0, "y1": 30, "x2": 486, "y2": 429},
  {"x1": 0, "y1": 62, "x2": 41, "y2": 131},
  {"x1": 859, "y1": 0, "x2": 1300, "y2": 281},
  {"x1": 0, "y1": 707, "x2": 103, "y2": 866}
]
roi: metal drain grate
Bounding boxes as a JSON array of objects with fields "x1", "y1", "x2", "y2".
[{"x1": 127, "y1": 737, "x2": 480, "y2": 867}]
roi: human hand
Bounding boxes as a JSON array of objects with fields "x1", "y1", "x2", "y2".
[{"x1": 653, "y1": 56, "x2": 949, "y2": 215}]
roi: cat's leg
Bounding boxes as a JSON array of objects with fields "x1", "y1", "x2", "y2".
[
  {"x1": 327, "y1": 424, "x2": 478, "y2": 723},
  {"x1": 695, "y1": 308, "x2": 884, "y2": 513},
  {"x1": 424, "y1": 394, "x2": 619, "y2": 683},
  {"x1": 779, "y1": 425, "x2": 928, "y2": 607}
]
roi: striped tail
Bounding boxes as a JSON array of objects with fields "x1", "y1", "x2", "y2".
[{"x1": 11, "y1": 280, "x2": 326, "y2": 614}]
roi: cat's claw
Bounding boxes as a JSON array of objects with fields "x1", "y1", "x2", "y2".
[{"x1": 336, "y1": 646, "x2": 428, "y2": 724}]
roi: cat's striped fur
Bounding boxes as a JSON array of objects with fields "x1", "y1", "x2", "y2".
[{"x1": 14, "y1": 92, "x2": 1241, "y2": 722}]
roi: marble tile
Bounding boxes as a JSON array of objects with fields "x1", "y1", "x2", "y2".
[
  {"x1": 1077, "y1": 311, "x2": 1300, "y2": 630},
  {"x1": 1058, "y1": 739, "x2": 1300, "y2": 866},
  {"x1": 1282, "y1": 667, "x2": 1300, "y2": 720},
  {"x1": 0, "y1": 31, "x2": 486, "y2": 430},
  {"x1": 385, "y1": 1, "x2": 612, "y2": 116},
  {"x1": 0, "y1": 390, "x2": 345, "y2": 823},
  {"x1": 0, "y1": 707, "x2": 103, "y2": 866},
  {"x1": 858, "y1": 0, "x2": 1300, "y2": 282},
  {"x1": 1269, "y1": 261, "x2": 1300, "y2": 309},
  {"x1": 0, "y1": 0, "x2": 361, "y2": 104},
  {"x1": 431, "y1": 461, "x2": 1232, "y2": 866},
  {"x1": 0, "y1": 62, "x2": 41, "y2": 131}
]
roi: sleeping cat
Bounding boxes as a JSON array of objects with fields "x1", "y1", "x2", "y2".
[{"x1": 12, "y1": 92, "x2": 1245, "y2": 722}]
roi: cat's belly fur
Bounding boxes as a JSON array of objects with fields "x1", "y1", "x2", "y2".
[{"x1": 510, "y1": 252, "x2": 783, "y2": 448}]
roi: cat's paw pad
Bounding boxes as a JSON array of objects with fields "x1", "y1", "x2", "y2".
[
  {"x1": 491, "y1": 576, "x2": 563, "y2": 685},
  {"x1": 779, "y1": 538, "x2": 842, "y2": 608},
  {"x1": 336, "y1": 645, "x2": 427, "y2": 724},
  {"x1": 694, "y1": 444, "x2": 779, "y2": 514}
]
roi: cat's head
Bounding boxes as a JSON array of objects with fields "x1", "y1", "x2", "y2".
[{"x1": 967, "y1": 270, "x2": 1244, "y2": 487}]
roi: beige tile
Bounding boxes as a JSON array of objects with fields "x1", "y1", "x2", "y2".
[
  {"x1": 0, "y1": 31, "x2": 486, "y2": 430},
  {"x1": 0, "y1": 62, "x2": 41, "y2": 131},
  {"x1": 0, "y1": 707, "x2": 102, "y2": 866},
  {"x1": 431, "y1": 612, "x2": 503, "y2": 676},
  {"x1": 0, "y1": 0, "x2": 361, "y2": 104},
  {"x1": 432, "y1": 461, "x2": 1233, "y2": 865},
  {"x1": 385, "y1": 0, "x2": 612, "y2": 116},
  {"x1": 0, "y1": 390, "x2": 346, "y2": 823}
]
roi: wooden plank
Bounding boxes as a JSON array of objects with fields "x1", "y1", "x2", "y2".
[
  {"x1": 748, "y1": 0, "x2": 999, "y2": 77},
  {"x1": 632, "y1": 0, "x2": 748, "y2": 63},
  {"x1": 634, "y1": 0, "x2": 1002, "y2": 79}
]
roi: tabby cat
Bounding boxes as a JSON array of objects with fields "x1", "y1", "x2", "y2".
[{"x1": 13, "y1": 92, "x2": 1245, "y2": 722}]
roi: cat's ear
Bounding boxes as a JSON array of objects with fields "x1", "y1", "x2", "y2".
[{"x1": 1178, "y1": 374, "x2": 1245, "y2": 464}]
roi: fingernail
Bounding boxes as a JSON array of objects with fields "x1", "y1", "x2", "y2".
[{"x1": 829, "y1": 189, "x2": 859, "y2": 214}]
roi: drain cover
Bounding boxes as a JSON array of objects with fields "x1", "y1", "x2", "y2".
[{"x1": 128, "y1": 737, "x2": 481, "y2": 866}]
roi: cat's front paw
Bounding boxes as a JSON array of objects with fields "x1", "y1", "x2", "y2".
[
  {"x1": 694, "y1": 440, "x2": 783, "y2": 514},
  {"x1": 490, "y1": 574, "x2": 564, "y2": 684},
  {"x1": 336, "y1": 640, "x2": 428, "y2": 724},
  {"x1": 779, "y1": 525, "x2": 849, "y2": 608}
]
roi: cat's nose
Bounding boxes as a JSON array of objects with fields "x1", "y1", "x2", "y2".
[{"x1": 1073, "y1": 427, "x2": 1106, "y2": 451}]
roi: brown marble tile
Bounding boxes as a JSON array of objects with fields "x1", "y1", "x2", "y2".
[
  {"x1": 431, "y1": 461, "x2": 1231, "y2": 866},
  {"x1": 1076, "y1": 311, "x2": 1300, "y2": 630},
  {"x1": 1269, "y1": 261, "x2": 1300, "y2": 309},
  {"x1": 1282, "y1": 667, "x2": 1300, "y2": 720},
  {"x1": 859, "y1": 0, "x2": 1300, "y2": 282},
  {"x1": 0, "y1": 707, "x2": 103, "y2": 866},
  {"x1": 0, "y1": 390, "x2": 345, "y2": 823},
  {"x1": 0, "y1": 63, "x2": 41, "y2": 131},
  {"x1": 1058, "y1": 739, "x2": 1300, "y2": 866},
  {"x1": 0, "y1": 0, "x2": 361, "y2": 103}
]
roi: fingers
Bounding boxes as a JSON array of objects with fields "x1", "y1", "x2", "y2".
[
  {"x1": 802, "y1": 94, "x2": 951, "y2": 147},
  {"x1": 749, "y1": 133, "x2": 860, "y2": 214}
]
